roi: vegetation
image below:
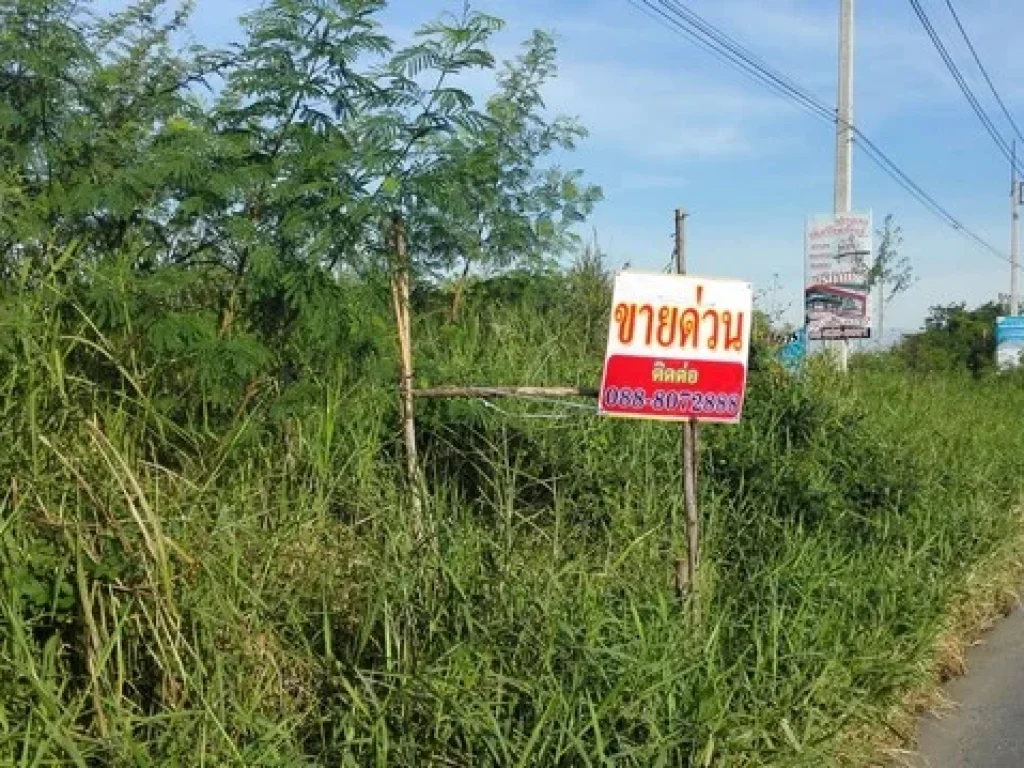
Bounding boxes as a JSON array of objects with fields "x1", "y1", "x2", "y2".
[
  {"x1": 885, "y1": 301, "x2": 1006, "y2": 376},
  {"x1": 868, "y1": 214, "x2": 913, "y2": 341},
  {"x1": 2, "y1": 1, "x2": 1024, "y2": 766}
]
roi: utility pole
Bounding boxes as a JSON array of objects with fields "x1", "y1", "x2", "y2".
[
  {"x1": 833, "y1": 0, "x2": 854, "y2": 370},
  {"x1": 835, "y1": 0, "x2": 854, "y2": 216},
  {"x1": 1011, "y1": 142, "x2": 1021, "y2": 317}
]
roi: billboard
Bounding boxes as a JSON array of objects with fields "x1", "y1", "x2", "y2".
[
  {"x1": 805, "y1": 213, "x2": 872, "y2": 340},
  {"x1": 599, "y1": 272, "x2": 753, "y2": 423},
  {"x1": 996, "y1": 316, "x2": 1024, "y2": 370}
]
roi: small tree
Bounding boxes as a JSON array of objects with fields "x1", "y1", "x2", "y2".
[
  {"x1": 869, "y1": 214, "x2": 913, "y2": 342},
  {"x1": 411, "y1": 29, "x2": 603, "y2": 320}
]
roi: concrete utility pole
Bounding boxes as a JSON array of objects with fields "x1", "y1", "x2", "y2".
[
  {"x1": 1011, "y1": 144, "x2": 1021, "y2": 317},
  {"x1": 835, "y1": 0, "x2": 854, "y2": 216},
  {"x1": 833, "y1": 0, "x2": 854, "y2": 371}
]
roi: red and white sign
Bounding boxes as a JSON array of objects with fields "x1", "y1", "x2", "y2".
[{"x1": 599, "y1": 272, "x2": 753, "y2": 423}]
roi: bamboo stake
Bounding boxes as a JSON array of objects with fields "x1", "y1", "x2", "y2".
[
  {"x1": 675, "y1": 207, "x2": 701, "y2": 614},
  {"x1": 390, "y1": 215, "x2": 424, "y2": 539},
  {"x1": 682, "y1": 420, "x2": 700, "y2": 600},
  {"x1": 413, "y1": 386, "x2": 599, "y2": 399}
]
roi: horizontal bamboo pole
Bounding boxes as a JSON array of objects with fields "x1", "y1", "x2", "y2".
[{"x1": 412, "y1": 385, "x2": 599, "y2": 400}]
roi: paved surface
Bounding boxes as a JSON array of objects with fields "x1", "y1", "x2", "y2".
[{"x1": 910, "y1": 604, "x2": 1024, "y2": 767}]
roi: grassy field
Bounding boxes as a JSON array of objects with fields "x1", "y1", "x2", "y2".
[{"x1": 3, "y1": 275, "x2": 1024, "y2": 766}]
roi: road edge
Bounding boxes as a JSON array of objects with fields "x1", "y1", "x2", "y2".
[{"x1": 832, "y1": 506, "x2": 1024, "y2": 767}]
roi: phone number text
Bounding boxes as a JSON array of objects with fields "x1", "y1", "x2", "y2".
[{"x1": 602, "y1": 387, "x2": 741, "y2": 416}]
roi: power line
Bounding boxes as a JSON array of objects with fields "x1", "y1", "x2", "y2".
[
  {"x1": 626, "y1": 0, "x2": 832, "y2": 122},
  {"x1": 907, "y1": 0, "x2": 1018, "y2": 170},
  {"x1": 854, "y1": 129, "x2": 1008, "y2": 261},
  {"x1": 659, "y1": 0, "x2": 834, "y2": 120},
  {"x1": 627, "y1": 0, "x2": 1011, "y2": 265},
  {"x1": 943, "y1": 0, "x2": 1024, "y2": 147}
]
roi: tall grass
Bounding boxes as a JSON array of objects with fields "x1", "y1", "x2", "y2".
[{"x1": 2, "y1": 275, "x2": 1024, "y2": 766}]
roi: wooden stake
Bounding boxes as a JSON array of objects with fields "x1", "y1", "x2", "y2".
[
  {"x1": 413, "y1": 385, "x2": 599, "y2": 400},
  {"x1": 682, "y1": 420, "x2": 700, "y2": 596},
  {"x1": 390, "y1": 215, "x2": 424, "y2": 538},
  {"x1": 675, "y1": 208, "x2": 701, "y2": 609}
]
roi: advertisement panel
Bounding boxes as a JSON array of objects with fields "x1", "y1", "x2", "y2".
[
  {"x1": 996, "y1": 316, "x2": 1024, "y2": 370},
  {"x1": 805, "y1": 213, "x2": 872, "y2": 340},
  {"x1": 599, "y1": 272, "x2": 753, "y2": 423}
]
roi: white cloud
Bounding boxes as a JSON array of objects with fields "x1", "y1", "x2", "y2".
[{"x1": 546, "y1": 61, "x2": 789, "y2": 160}]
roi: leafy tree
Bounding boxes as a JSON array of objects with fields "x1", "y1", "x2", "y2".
[
  {"x1": 868, "y1": 214, "x2": 913, "y2": 341},
  {"x1": 898, "y1": 301, "x2": 1002, "y2": 376},
  {"x1": 0, "y1": 0, "x2": 217, "y2": 272},
  {"x1": 1, "y1": 0, "x2": 602, "y2": 416},
  {"x1": 195, "y1": 0, "x2": 397, "y2": 342},
  {"x1": 410, "y1": 30, "x2": 603, "y2": 319}
]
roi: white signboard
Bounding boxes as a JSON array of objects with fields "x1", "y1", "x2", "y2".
[
  {"x1": 804, "y1": 213, "x2": 872, "y2": 340},
  {"x1": 599, "y1": 272, "x2": 753, "y2": 424}
]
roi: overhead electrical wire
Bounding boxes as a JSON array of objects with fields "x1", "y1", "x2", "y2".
[
  {"x1": 626, "y1": 0, "x2": 832, "y2": 122},
  {"x1": 853, "y1": 130, "x2": 1007, "y2": 260},
  {"x1": 628, "y1": 0, "x2": 1011, "y2": 265},
  {"x1": 942, "y1": 0, "x2": 1024, "y2": 147},
  {"x1": 907, "y1": 0, "x2": 1018, "y2": 171},
  {"x1": 654, "y1": 0, "x2": 1004, "y2": 258}
]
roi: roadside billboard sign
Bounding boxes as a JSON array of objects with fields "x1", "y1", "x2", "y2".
[
  {"x1": 996, "y1": 316, "x2": 1024, "y2": 370},
  {"x1": 805, "y1": 213, "x2": 872, "y2": 340}
]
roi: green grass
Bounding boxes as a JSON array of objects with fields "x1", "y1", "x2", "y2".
[{"x1": 2, "y1": 282, "x2": 1024, "y2": 766}]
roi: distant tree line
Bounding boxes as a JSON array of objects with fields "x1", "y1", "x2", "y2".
[{"x1": 896, "y1": 301, "x2": 1006, "y2": 377}]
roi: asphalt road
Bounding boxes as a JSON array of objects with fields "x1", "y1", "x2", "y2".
[{"x1": 910, "y1": 603, "x2": 1024, "y2": 768}]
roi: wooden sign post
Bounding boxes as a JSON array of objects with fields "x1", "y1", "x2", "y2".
[
  {"x1": 597, "y1": 211, "x2": 753, "y2": 612},
  {"x1": 675, "y1": 209, "x2": 700, "y2": 602},
  {"x1": 398, "y1": 207, "x2": 753, "y2": 620}
]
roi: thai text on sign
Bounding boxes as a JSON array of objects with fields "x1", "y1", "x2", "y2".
[
  {"x1": 599, "y1": 272, "x2": 753, "y2": 423},
  {"x1": 804, "y1": 212, "x2": 872, "y2": 341}
]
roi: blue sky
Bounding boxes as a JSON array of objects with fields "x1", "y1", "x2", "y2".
[{"x1": 99, "y1": 0, "x2": 1024, "y2": 331}]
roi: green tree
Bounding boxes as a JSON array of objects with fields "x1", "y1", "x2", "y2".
[
  {"x1": 196, "y1": 0, "x2": 396, "y2": 342},
  {"x1": 868, "y1": 213, "x2": 913, "y2": 341},
  {"x1": 899, "y1": 301, "x2": 1002, "y2": 376},
  {"x1": 210, "y1": 0, "x2": 507, "y2": 370},
  {"x1": 410, "y1": 30, "x2": 603, "y2": 319},
  {"x1": 0, "y1": 0, "x2": 215, "y2": 272},
  {"x1": 1, "y1": 0, "x2": 602, "y2": 404}
]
